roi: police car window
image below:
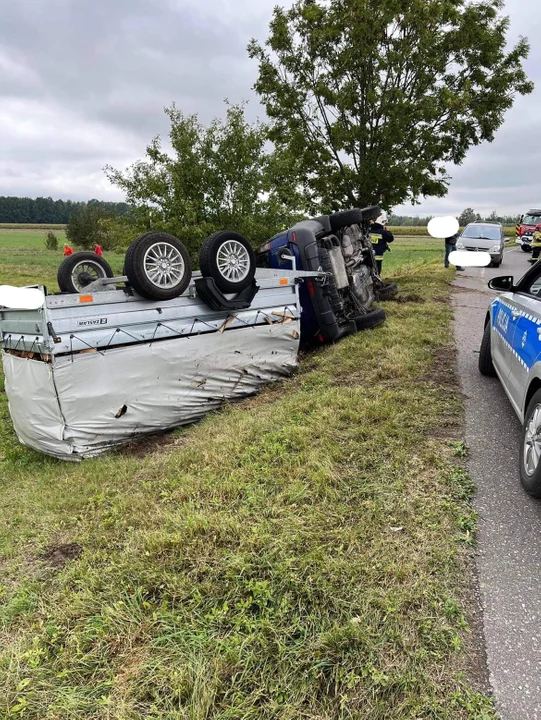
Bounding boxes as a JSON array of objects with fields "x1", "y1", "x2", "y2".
[{"x1": 523, "y1": 265, "x2": 541, "y2": 297}]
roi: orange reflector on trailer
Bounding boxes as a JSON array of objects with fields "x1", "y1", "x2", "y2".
[
  {"x1": 79, "y1": 295, "x2": 93, "y2": 303},
  {"x1": 279, "y1": 278, "x2": 288, "y2": 285}
]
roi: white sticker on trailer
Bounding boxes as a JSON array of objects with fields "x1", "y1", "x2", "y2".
[{"x1": 76, "y1": 318, "x2": 108, "y2": 327}]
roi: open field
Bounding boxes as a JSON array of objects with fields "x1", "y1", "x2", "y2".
[
  {"x1": 388, "y1": 226, "x2": 515, "y2": 237},
  {"x1": 0, "y1": 230, "x2": 495, "y2": 718},
  {"x1": 0, "y1": 223, "x2": 67, "y2": 231},
  {"x1": 383, "y1": 236, "x2": 444, "y2": 274}
]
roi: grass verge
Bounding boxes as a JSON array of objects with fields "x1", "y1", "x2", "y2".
[{"x1": 0, "y1": 262, "x2": 495, "y2": 718}]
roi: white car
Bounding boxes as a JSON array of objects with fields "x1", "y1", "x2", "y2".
[
  {"x1": 456, "y1": 222, "x2": 505, "y2": 267},
  {"x1": 479, "y1": 262, "x2": 541, "y2": 495}
]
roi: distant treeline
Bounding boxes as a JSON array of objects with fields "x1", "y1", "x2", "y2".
[{"x1": 0, "y1": 197, "x2": 130, "y2": 224}]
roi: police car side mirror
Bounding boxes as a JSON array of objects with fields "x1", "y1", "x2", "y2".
[{"x1": 488, "y1": 276, "x2": 514, "y2": 292}]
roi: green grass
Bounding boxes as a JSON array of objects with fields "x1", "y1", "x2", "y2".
[
  {"x1": 384, "y1": 236, "x2": 444, "y2": 275},
  {"x1": 0, "y1": 231, "x2": 495, "y2": 718}
]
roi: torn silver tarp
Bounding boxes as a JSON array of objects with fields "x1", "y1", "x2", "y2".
[
  {"x1": 1, "y1": 269, "x2": 310, "y2": 460},
  {"x1": 3, "y1": 320, "x2": 299, "y2": 460}
]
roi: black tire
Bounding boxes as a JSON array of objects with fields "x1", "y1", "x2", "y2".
[
  {"x1": 124, "y1": 232, "x2": 191, "y2": 300},
  {"x1": 478, "y1": 322, "x2": 496, "y2": 377},
  {"x1": 318, "y1": 247, "x2": 344, "y2": 317},
  {"x1": 377, "y1": 282, "x2": 398, "y2": 301},
  {"x1": 520, "y1": 389, "x2": 541, "y2": 497},
  {"x1": 355, "y1": 307, "x2": 386, "y2": 331},
  {"x1": 522, "y1": 244, "x2": 532, "y2": 253},
  {"x1": 199, "y1": 231, "x2": 256, "y2": 294},
  {"x1": 329, "y1": 208, "x2": 364, "y2": 232},
  {"x1": 57, "y1": 252, "x2": 114, "y2": 294}
]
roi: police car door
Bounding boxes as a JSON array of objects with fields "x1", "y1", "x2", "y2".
[
  {"x1": 503, "y1": 267, "x2": 541, "y2": 413},
  {"x1": 491, "y1": 293, "x2": 521, "y2": 385}
]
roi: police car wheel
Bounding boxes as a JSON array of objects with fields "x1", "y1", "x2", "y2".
[
  {"x1": 478, "y1": 323, "x2": 496, "y2": 377},
  {"x1": 520, "y1": 390, "x2": 541, "y2": 497},
  {"x1": 521, "y1": 244, "x2": 532, "y2": 253}
]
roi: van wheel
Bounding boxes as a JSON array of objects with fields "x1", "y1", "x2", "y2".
[
  {"x1": 376, "y1": 282, "x2": 398, "y2": 301},
  {"x1": 355, "y1": 307, "x2": 386, "y2": 331},
  {"x1": 520, "y1": 389, "x2": 541, "y2": 497},
  {"x1": 329, "y1": 209, "x2": 364, "y2": 232},
  {"x1": 199, "y1": 231, "x2": 256, "y2": 293},
  {"x1": 478, "y1": 323, "x2": 496, "y2": 376},
  {"x1": 124, "y1": 232, "x2": 192, "y2": 300},
  {"x1": 57, "y1": 252, "x2": 114, "y2": 293}
]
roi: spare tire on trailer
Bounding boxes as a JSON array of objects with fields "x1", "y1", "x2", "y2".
[
  {"x1": 329, "y1": 208, "x2": 364, "y2": 232},
  {"x1": 355, "y1": 307, "x2": 386, "y2": 331},
  {"x1": 124, "y1": 232, "x2": 192, "y2": 301},
  {"x1": 57, "y1": 252, "x2": 114, "y2": 294},
  {"x1": 199, "y1": 231, "x2": 256, "y2": 294}
]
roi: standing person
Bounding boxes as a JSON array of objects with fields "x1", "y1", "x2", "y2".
[
  {"x1": 530, "y1": 229, "x2": 541, "y2": 263},
  {"x1": 63, "y1": 243, "x2": 73, "y2": 256},
  {"x1": 94, "y1": 243, "x2": 103, "y2": 257},
  {"x1": 369, "y1": 212, "x2": 394, "y2": 275},
  {"x1": 444, "y1": 233, "x2": 464, "y2": 271}
]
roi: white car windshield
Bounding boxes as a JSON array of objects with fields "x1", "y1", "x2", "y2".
[{"x1": 461, "y1": 225, "x2": 501, "y2": 241}]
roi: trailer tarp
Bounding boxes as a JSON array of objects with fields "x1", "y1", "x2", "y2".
[{"x1": 3, "y1": 319, "x2": 299, "y2": 460}]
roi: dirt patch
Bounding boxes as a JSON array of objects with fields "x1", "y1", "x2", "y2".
[
  {"x1": 426, "y1": 345, "x2": 461, "y2": 391},
  {"x1": 40, "y1": 542, "x2": 83, "y2": 569},
  {"x1": 395, "y1": 293, "x2": 426, "y2": 304},
  {"x1": 120, "y1": 432, "x2": 187, "y2": 459},
  {"x1": 455, "y1": 546, "x2": 494, "y2": 699}
]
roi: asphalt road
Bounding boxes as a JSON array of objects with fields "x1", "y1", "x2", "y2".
[{"x1": 453, "y1": 245, "x2": 541, "y2": 719}]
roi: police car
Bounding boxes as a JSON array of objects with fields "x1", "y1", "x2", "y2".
[{"x1": 479, "y1": 262, "x2": 541, "y2": 496}]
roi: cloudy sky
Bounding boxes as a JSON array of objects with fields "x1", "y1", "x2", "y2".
[{"x1": 0, "y1": 0, "x2": 539, "y2": 217}]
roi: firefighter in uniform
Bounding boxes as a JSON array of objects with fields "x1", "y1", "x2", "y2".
[
  {"x1": 368, "y1": 212, "x2": 394, "y2": 275},
  {"x1": 530, "y1": 229, "x2": 541, "y2": 263}
]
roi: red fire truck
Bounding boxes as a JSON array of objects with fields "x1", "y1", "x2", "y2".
[{"x1": 516, "y1": 209, "x2": 541, "y2": 252}]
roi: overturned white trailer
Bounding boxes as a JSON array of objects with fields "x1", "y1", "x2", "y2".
[{"x1": 0, "y1": 269, "x2": 316, "y2": 460}]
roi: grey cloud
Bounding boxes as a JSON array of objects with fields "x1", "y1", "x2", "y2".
[
  {"x1": 0, "y1": 0, "x2": 539, "y2": 211},
  {"x1": 0, "y1": 0, "x2": 285, "y2": 199}
]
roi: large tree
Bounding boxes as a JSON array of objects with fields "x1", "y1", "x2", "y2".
[
  {"x1": 248, "y1": 0, "x2": 533, "y2": 212},
  {"x1": 458, "y1": 207, "x2": 480, "y2": 226},
  {"x1": 105, "y1": 103, "x2": 302, "y2": 257}
]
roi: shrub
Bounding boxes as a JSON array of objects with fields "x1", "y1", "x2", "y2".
[
  {"x1": 98, "y1": 216, "x2": 138, "y2": 252},
  {"x1": 66, "y1": 205, "x2": 118, "y2": 251},
  {"x1": 44, "y1": 231, "x2": 58, "y2": 251}
]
